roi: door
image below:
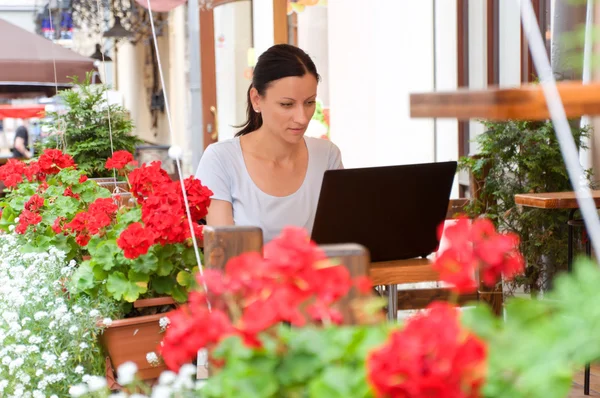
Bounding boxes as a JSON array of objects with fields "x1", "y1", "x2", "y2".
[{"x1": 200, "y1": 0, "x2": 254, "y2": 147}]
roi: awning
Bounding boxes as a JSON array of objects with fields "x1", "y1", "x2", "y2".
[
  {"x1": 0, "y1": 105, "x2": 45, "y2": 120},
  {"x1": 0, "y1": 18, "x2": 98, "y2": 89}
]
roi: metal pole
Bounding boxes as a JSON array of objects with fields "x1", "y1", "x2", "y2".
[{"x1": 188, "y1": 0, "x2": 204, "y2": 175}]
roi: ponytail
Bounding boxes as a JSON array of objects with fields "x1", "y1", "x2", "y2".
[{"x1": 235, "y1": 85, "x2": 263, "y2": 137}]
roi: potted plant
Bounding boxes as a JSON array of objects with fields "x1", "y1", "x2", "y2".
[
  {"x1": 0, "y1": 148, "x2": 214, "y2": 384},
  {"x1": 459, "y1": 119, "x2": 592, "y2": 294},
  {"x1": 37, "y1": 72, "x2": 142, "y2": 179}
]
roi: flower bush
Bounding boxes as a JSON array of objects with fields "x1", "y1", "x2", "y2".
[
  {"x1": 0, "y1": 149, "x2": 110, "y2": 260},
  {"x1": 0, "y1": 149, "x2": 213, "y2": 305},
  {"x1": 70, "y1": 150, "x2": 213, "y2": 303},
  {"x1": 0, "y1": 233, "x2": 120, "y2": 397}
]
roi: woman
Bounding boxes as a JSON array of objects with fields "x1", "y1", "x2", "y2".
[{"x1": 195, "y1": 44, "x2": 343, "y2": 242}]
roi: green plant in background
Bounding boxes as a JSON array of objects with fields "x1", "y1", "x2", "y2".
[
  {"x1": 311, "y1": 99, "x2": 330, "y2": 138},
  {"x1": 38, "y1": 73, "x2": 142, "y2": 178},
  {"x1": 459, "y1": 119, "x2": 592, "y2": 294}
]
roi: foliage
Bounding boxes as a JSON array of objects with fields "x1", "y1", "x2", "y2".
[
  {"x1": 0, "y1": 150, "x2": 110, "y2": 261},
  {"x1": 0, "y1": 149, "x2": 212, "y2": 305},
  {"x1": 69, "y1": 151, "x2": 212, "y2": 304},
  {"x1": 77, "y1": 220, "x2": 600, "y2": 398},
  {"x1": 37, "y1": 72, "x2": 142, "y2": 178},
  {"x1": 0, "y1": 234, "x2": 121, "y2": 397},
  {"x1": 458, "y1": 119, "x2": 592, "y2": 292}
]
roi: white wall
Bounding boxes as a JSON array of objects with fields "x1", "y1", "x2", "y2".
[
  {"x1": 328, "y1": 0, "x2": 440, "y2": 169},
  {"x1": 214, "y1": 1, "x2": 253, "y2": 142},
  {"x1": 468, "y1": 0, "x2": 488, "y2": 156},
  {"x1": 253, "y1": 0, "x2": 274, "y2": 58},
  {"x1": 297, "y1": 6, "x2": 330, "y2": 107},
  {"x1": 499, "y1": 1, "x2": 522, "y2": 87}
]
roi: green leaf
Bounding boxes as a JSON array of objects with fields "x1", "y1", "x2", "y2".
[
  {"x1": 176, "y1": 270, "x2": 193, "y2": 287},
  {"x1": 118, "y1": 207, "x2": 142, "y2": 225},
  {"x1": 106, "y1": 271, "x2": 148, "y2": 302},
  {"x1": 278, "y1": 353, "x2": 323, "y2": 387},
  {"x1": 152, "y1": 276, "x2": 175, "y2": 295},
  {"x1": 170, "y1": 285, "x2": 188, "y2": 303},
  {"x1": 131, "y1": 253, "x2": 159, "y2": 274},
  {"x1": 71, "y1": 261, "x2": 96, "y2": 292},
  {"x1": 52, "y1": 195, "x2": 80, "y2": 216},
  {"x1": 308, "y1": 366, "x2": 358, "y2": 398},
  {"x1": 89, "y1": 239, "x2": 119, "y2": 271},
  {"x1": 58, "y1": 169, "x2": 82, "y2": 186}
]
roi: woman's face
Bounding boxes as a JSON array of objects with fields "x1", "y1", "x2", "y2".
[{"x1": 251, "y1": 74, "x2": 318, "y2": 145}]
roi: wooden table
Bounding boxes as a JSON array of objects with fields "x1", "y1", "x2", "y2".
[
  {"x1": 514, "y1": 191, "x2": 600, "y2": 209},
  {"x1": 515, "y1": 191, "x2": 600, "y2": 271}
]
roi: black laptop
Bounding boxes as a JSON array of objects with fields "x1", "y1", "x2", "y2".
[{"x1": 311, "y1": 161, "x2": 457, "y2": 262}]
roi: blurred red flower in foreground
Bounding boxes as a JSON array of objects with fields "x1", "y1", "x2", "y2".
[
  {"x1": 159, "y1": 227, "x2": 357, "y2": 371},
  {"x1": 433, "y1": 217, "x2": 524, "y2": 294},
  {"x1": 367, "y1": 302, "x2": 487, "y2": 398}
]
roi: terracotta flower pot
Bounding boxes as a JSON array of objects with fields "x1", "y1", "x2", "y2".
[{"x1": 100, "y1": 297, "x2": 177, "y2": 387}]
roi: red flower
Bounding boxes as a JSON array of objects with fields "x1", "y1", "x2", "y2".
[
  {"x1": 117, "y1": 222, "x2": 156, "y2": 259},
  {"x1": 64, "y1": 198, "x2": 118, "y2": 246},
  {"x1": 15, "y1": 210, "x2": 42, "y2": 234},
  {"x1": 181, "y1": 177, "x2": 213, "y2": 220},
  {"x1": 105, "y1": 150, "x2": 138, "y2": 170},
  {"x1": 79, "y1": 175, "x2": 88, "y2": 183},
  {"x1": 159, "y1": 227, "x2": 358, "y2": 370},
  {"x1": 52, "y1": 217, "x2": 66, "y2": 234},
  {"x1": 159, "y1": 306, "x2": 234, "y2": 371},
  {"x1": 37, "y1": 149, "x2": 75, "y2": 175},
  {"x1": 367, "y1": 302, "x2": 487, "y2": 398},
  {"x1": 434, "y1": 218, "x2": 524, "y2": 293},
  {"x1": 433, "y1": 248, "x2": 478, "y2": 294},
  {"x1": 24, "y1": 194, "x2": 44, "y2": 212},
  {"x1": 63, "y1": 187, "x2": 80, "y2": 200},
  {"x1": 0, "y1": 159, "x2": 26, "y2": 188},
  {"x1": 129, "y1": 162, "x2": 171, "y2": 202}
]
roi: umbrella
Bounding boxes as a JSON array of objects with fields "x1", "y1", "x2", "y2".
[{"x1": 0, "y1": 18, "x2": 98, "y2": 90}]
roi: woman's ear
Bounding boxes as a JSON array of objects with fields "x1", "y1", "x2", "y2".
[{"x1": 249, "y1": 87, "x2": 261, "y2": 113}]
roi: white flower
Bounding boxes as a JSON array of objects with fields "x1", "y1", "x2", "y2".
[
  {"x1": 159, "y1": 316, "x2": 170, "y2": 330},
  {"x1": 89, "y1": 309, "x2": 100, "y2": 317},
  {"x1": 158, "y1": 370, "x2": 177, "y2": 385},
  {"x1": 0, "y1": 380, "x2": 7, "y2": 392},
  {"x1": 69, "y1": 383, "x2": 88, "y2": 397},
  {"x1": 151, "y1": 385, "x2": 173, "y2": 398},
  {"x1": 146, "y1": 352, "x2": 159, "y2": 366},
  {"x1": 86, "y1": 376, "x2": 107, "y2": 392},
  {"x1": 33, "y1": 311, "x2": 48, "y2": 321},
  {"x1": 75, "y1": 365, "x2": 84, "y2": 374},
  {"x1": 102, "y1": 318, "x2": 113, "y2": 326},
  {"x1": 68, "y1": 325, "x2": 79, "y2": 335},
  {"x1": 79, "y1": 342, "x2": 88, "y2": 349},
  {"x1": 72, "y1": 306, "x2": 83, "y2": 314},
  {"x1": 117, "y1": 361, "x2": 138, "y2": 385}
]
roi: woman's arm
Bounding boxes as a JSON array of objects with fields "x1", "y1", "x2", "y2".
[{"x1": 206, "y1": 199, "x2": 234, "y2": 226}]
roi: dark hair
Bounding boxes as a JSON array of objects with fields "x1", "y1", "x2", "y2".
[{"x1": 236, "y1": 44, "x2": 320, "y2": 137}]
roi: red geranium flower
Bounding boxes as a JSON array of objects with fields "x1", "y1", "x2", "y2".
[
  {"x1": 367, "y1": 302, "x2": 487, "y2": 398},
  {"x1": 37, "y1": 149, "x2": 75, "y2": 175},
  {"x1": 117, "y1": 222, "x2": 156, "y2": 259},
  {"x1": 105, "y1": 150, "x2": 138, "y2": 170}
]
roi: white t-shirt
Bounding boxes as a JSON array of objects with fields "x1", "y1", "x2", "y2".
[{"x1": 195, "y1": 136, "x2": 343, "y2": 243}]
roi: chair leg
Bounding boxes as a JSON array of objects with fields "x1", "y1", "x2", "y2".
[
  {"x1": 386, "y1": 284, "x2": 398, "y2": 321},
  {"x1": 585, "y1": 363, "x2": 591, "y2": 395}
]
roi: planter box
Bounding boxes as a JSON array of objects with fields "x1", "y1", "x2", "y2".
[{"x1": 100, "y1": 297, "x2": 177, "y2": 386}]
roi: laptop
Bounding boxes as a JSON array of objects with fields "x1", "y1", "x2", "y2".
[{"x1": 311, "y1": 161, "x2": 457, "y2": 262}]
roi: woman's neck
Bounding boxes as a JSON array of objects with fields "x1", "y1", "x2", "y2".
[{"x1": 244, "y1": 127, "x2": 304, "y2": 163}]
